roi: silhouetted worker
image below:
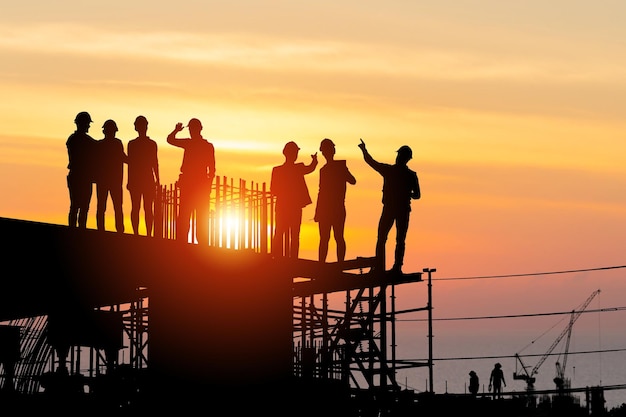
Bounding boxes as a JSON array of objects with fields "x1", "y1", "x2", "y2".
[
  {"x1": 167, "y1": 118, "x2": 215, "y2": 244},
  {"x1": 314, "y1": 138, "x2": 356, "y2": 263},
  {"x1": 469, "y1": 370, "x2": 479, "y2": 397},
  {"x1": 66, "y1": 111, "x2": 98, "y2": 228},
  {"x1": 127, "y1": 115, "x2": 160, "y2": 237},
  {"x1": 489, "y1": 362, "x2": 506, "y2": 399},
  {"x1": 96, "y1": 119, "x2": 127, "y2": 233},
  {"x1": 271, "y1": 141, "x2": 318, "y2": 258},
  {"x1": 358, "y1": 139, "x2": 420, "y2": 274}
]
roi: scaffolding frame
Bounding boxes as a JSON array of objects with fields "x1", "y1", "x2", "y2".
[{"x1": 291, "y1": 262, "x2": 436, "y2": 411}]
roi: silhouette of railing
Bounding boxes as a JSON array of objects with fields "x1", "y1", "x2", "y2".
[{"x1": 155, "y1": 176, "x2": 275, "y2": 254}]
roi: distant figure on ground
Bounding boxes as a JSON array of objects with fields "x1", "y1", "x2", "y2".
[
  {"x1": 66, "y1": 111, "x2": 98, "y2": 228},
  {"x1": 489, "y1": 362, "x2": 506, "y2": 399},
  {"x1": 96, "y1": 119, "x2": 127, "y2": 233},
  {"x1": 314, "y1": 138, "x2": 356, "y2": 263},
  {"x1": 127, "y1": 115, "x2": 160, "y2": 237},
  {"x1": 271, "y1": 141, "x2": 318, "y2": 258},
  {"x1": 358, "y1": 139, "x2": 420, "y2": 274},
  {"x1": 469, "y1": 370, "x2": 479, "y2": 397},
  {"x1": 167, "y1": 118, "x2": 215, "y2": 244}
]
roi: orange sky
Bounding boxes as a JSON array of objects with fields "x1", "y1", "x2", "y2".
[{"x1": 2, "y1": 1, "x2": 626, "y2": 402}]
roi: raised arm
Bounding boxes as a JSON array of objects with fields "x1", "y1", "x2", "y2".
[
  {"x1": 358, "y1": 138, "x2": 381, "y2": 171},
  {"x1": 303, "y1": 152, "x2": 318, "y2": 174},
  {"x1": 166, "y1": 122, "x2": 185, "y2": 147}
]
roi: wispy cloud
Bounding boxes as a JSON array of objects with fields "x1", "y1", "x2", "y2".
[{"x1": 2, "y1": 22, "x2": 624, "y2": 84}]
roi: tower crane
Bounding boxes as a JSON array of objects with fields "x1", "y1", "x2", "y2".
[{"x1": 513, "y1": 289, "x2": 600, "y2": 393}]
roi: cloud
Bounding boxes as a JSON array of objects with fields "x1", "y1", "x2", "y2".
[{"x1": 2, "y1": 22, "x2": 624, "y2": 85}]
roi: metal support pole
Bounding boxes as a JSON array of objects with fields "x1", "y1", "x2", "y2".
[
  {"x1": 380, "y1": 284, "x2": 387, "y2": 389},
  {"x1": 391, "y1": 282, "x2": 396, "y2": 382},
  {"x1": 423, "y1": 267, "x2": 436, "y2": 393}
]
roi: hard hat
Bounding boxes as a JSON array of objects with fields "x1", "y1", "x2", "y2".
[
  {"x1": 397, "y1": 145, "x2": 412, "y2": 159},
  {"x1": 283, "y1": 141, "x2": 300, "y2": 155},
  {"x1": 74, "y1": 111, "x2": 93, "y2": 124},
  {"x1": 187, "y1": 118, "x2": 202, "y2": 129},
  {"x1": 102, "y1": 119, "x2": 118, "y2": 132}
]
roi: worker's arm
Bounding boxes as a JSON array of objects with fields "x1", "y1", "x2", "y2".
[
  {"x1": 358, "y1": 138, "x2": 382, "y2": 171},
  {"x1": 303, "y1": 152, "x2": 318, "y2": 174},
  {"x1": 167, "y1": 123, "x2": 185, "y2": 147},
  {"x1": 411, "y1": 173, "x2": 421, "y2": 200}
]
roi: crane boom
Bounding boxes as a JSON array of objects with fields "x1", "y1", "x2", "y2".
[
  {"x1": 530, "y1": 289, "x2": 600, "y2": 377},
  {"x1": 514, "y1": 289, "x2": 600, "y2": 392}
]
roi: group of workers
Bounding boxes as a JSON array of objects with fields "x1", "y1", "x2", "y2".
[{"x1": 66, "y1": 111, "x2": 421, "y2": 273}]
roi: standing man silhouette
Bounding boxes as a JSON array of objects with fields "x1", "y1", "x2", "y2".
[
  {"x1": 314, "y1": 138, "x2": 356, "y2": 263},
  {"x1": 127, "y1": 115, "x2": 160, "y2": 237},
  {"x1": 66, "y1": 111, "x2": 98, "y2": 228},
  {"x1": 489, "y1": 362, "x2": 506, "y2": 399},
  {"x1": 271, "y1": 141, "x2": 318, "y2": 258},
  {"x1": 167, "y1": 118, "x2": 215, "y2": 244},
  {"x1": 358, "y1": 139, "x2": 420, "y2": 274},
  {"x1": 96, "y1": 119, "x2": 127, "y2": 233}
]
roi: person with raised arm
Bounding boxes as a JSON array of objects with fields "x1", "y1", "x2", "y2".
[
  {"x1": 358, "y1": 138, "x2": 420, "y2": 274},
  {"x1": 271, "y1": 141, "x2": 318, "y2": 258},
  {"x1": 167, "y1": 118, "x2": 215, "y2": 244}
]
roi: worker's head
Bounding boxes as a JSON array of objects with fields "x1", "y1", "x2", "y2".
[
  {"x1": 134, "y1": 115, "x2": 148, "y2": 133},
  {"x1": 282, "y1": 141, "x2": 300, "y2": 161},
  {"x1": 319, "y1": 138, "x2": 335, "y2": 158},
  {"x1": 187, "y1": 118, "x2": 203, "y2": 133},
  {"x1": 396, "y1": 145, "x2": 412, "y2": 164},
  {"x1": 102, "y1": 119, "x2": 118, "y2": 135},
  {"x1": 74, "y1": 111, "x2": 93, "y2": 130}
]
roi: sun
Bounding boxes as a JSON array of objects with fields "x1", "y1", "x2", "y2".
[{"x1": 209, "y1": 205, "x2": 272, "y2": 252}]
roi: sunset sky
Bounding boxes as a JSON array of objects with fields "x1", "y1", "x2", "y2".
[{"x1": 2, "y1": 0, "x2": 626, "y2": 402}]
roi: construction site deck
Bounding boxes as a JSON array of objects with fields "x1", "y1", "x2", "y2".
[{"x1": 0, "y1": 216, "x2": 431, "y2": 415}]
